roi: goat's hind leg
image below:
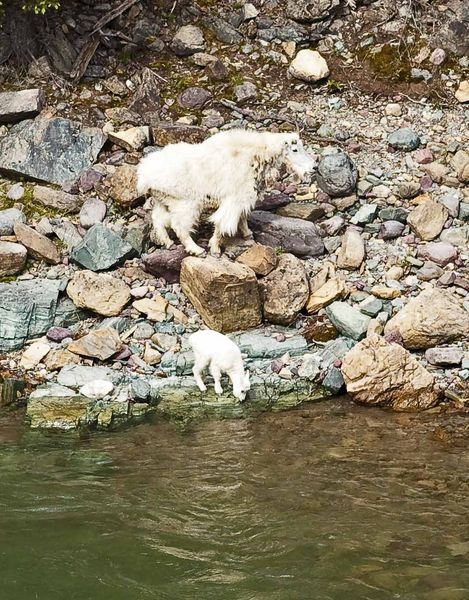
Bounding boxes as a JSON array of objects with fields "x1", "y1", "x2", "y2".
[
  {"x1": 193, "y1": 356, "x2": 209, "y2": 393},
  {"x1": 209, "y1": 363, "x2": 223, "y2": 395},
  {"x1": 238, "y1": 213, "x2": 254, "y2": 240},
  {"x1": 170, "y1": 202, "x2": 206, "y2": 256},
  {"x1": 151, "y1": 201, "x2": 174, "y2": 249}
]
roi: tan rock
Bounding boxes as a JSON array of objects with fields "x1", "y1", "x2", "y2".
[
  {"x1": 14, "y1": 222, "x2": 60, "y2": 264},
  {"x1": 236, "y1": 243, "x2": 277, "y2": 276},
  {"x1": 68, "y1": 327, "x2": 122, "y2": 361},
  {"x1": 44, "y1": 349, "x2": 81, "y2": 371},
  {"x1": 306, "y1": 277, "x2": 346, "y2": 313},
  {"x1": 385, "y1": 266, "x2": 404, "y2": 281},
  {"x1": 407, "y1": 199, "x2": 448, "y2": 241},
  {"x1": 20, "y1": 341, "x2": 50, "y2": 369},
  {"x1": 67, "y1": 270, "x2": 131, "y2": 317},
  {"x1": 341, "y1": 334, "x2": 439, "y2": 411},
  {"x1": 337, "y1": 228, "x2": 365, "y2": 270},
  {"x1": 288, "y1": 49, "x2": 329, "y2": 82},
  {"x1": 371, "y1": 285, "x2": 401, "y2": 299},
  {"x1": 384, "y1": 288, "x2": 469, "y2": 349},
  {"x1": 180, "y1": 256, "x2": 262, "y2": 332},
  {"x1": 133, "y1": 296, "x2": 168, "y2": 321},
  {"x1": 451, "y1": 149, "x2": 469, "y2": 183},
  {"x1": 309, "y1": 262, "x2": 335, "y2": 294},
  {"x1": 0, "y1": 241, "x2": 27, "y2": 277},
  {"x1": 108, "y1": 126, "x2": 150, "y2": 151},
  {"x1": 421, "y1": 162, "x2": 449, "y2": 183},
  {"x1": 259, "y1": 253, "x2": 309, "y2": 325},
  {"x1": 455, "y1": 80, "x2": 469, "y2": 103},
  {"x1": 143, "y1": 342, "x2": 162, "y2": 365},
  {"x1": 33, "y1": 185, "x2": 82, "y2": 213},
  {"x1": 107, "y1": 164, "x2": 141, "y2": 206}
]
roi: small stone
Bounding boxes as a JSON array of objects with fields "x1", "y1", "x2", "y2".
[
  {"x1": 306, "y1": 277, "x2": 346, "y2": 313},
  {"x1": 143, "y1": 343, "x2": 162, "y2": 365},
  {"x1": 418, "y1": 242, "x2": 458, "y2": 266},
  {"x1": 71, "y1": 223, "x2": 136, "y2": 271},
  {"x1": 80, "y1": 380, "x2": 114, "y2": 399},
  {"x1": 430, "y1": 48, "x2": 446, "y2": 65},
  {"x1": 414, "y1": 148, "x2": 433, "y2": 164},
  {"x1": 455, "y1": 80, "x2": 469, "y2": 103},
  {"x1": 46, "y1": 326, "x2": 73, "y2": 342},
  {"x1": 359, "y1": 297, "x2": 383, "y2": 317},
  {"x1": 388, "y1": 128, "x2": 420, "y2": 151},
  {"x1": 337, "y1": 228, "x2": 365, "y2": 270},
  {"x1": 20, "y1": 341, "x2": 50, "y2": 369},
  {"x1": 133, "y1": 322, "x2": 155, "y2": 340},
  {"x1": 425, "y1": 347, "x2": 463, "y2": 366},
  {"x1": 108, "y1": 126, "x2": 150, "y2": 152},
  {"x1": 13, "y1": 223, "x2": 60, "y2": 264},
  {"x1": 379, "y1": 207, "x2": 408, "y2": 223},
  {"x1": 317, "y1": 153, "x2": 357, "y2": 197},
  {"x1": 440, "y1": 226, "x2": 469, "y2": 248},
  {"x1": 130, "y1": 378, "x2": 151, "y2": 400},
  {"x1": 351, "y1": 204, "x2": 377, "y2": 225},
  {"x1": 0, "y1": 88, "x2": 45, "y2": 124},
  {"x1": 67, "y1": 270, "x2": 131, "y2": 316},
  {"x1": 417, "y1": 261, "x2": 443, "y2": 281},
  {"x1": 79, "y1": 198, "x2": 107, "y2": 229},
  {"x1": 44, "y1": 349, "x2": 81, "y2": 371},
  {"x1": 325, "y1": 302, "x2": 371, "y2": 340},
  {"x1": 398, "y1": 181, "x2": 420, "y2": 199},
  {"x1": 0, "y1": 241, "x2": 27, "y2": 277},
  {"x1": 385, "y1": 103, "x2": 401, "y2": 116},
  {"x1": 234, "y1": 82, "x2": 258, "y2": 104},
  {"x1": 302, "y1": 315, "x2": 338, "y2": 343},
  {"x1": 452, "y1": 150, "x2": 469, "y2": 183},
  {"x1": 0, "y1": 208, "x2": 26, "y2": 236},
  {"x1": 288, "y1": 49, "x2": 329, "y2": 82},
  {"x1": 171, "y1": 25, "x2": 205, "y2": 56},
  {"x1": 385, "y1": 266, "x2": 404, "y2": 281},
  {"x1": 133, "y1": 296, "x2": 168, "y2": 322},
  {"x1": 371, "y1": 285, "x2": 401, "y2": 300},
  {"x1": 379, "y1": 220, "x2": 405, "y2": 240},
  {"x1": 130, "y1": 285, "x2": 148, "y2": 299},
  {"x1": 7, "y1": 183, "x2": 24, "y2": 200},
  {"x1": 236, "y1": 244, "x2": 277, "y2": 276},
  {"x1": 33, "y1": 186, "x2": 82, "y2": 213},
  {"x1": 322, "y1": 367, "x2": 344, "y2": 394},
  {"x1": 421, "y1": 162, "x2": 448, "y2": 183},
  {"x1": 107, "y1": 164, "x2": 141, "y2": 206},
  {"x1": 439, "y1": 190, "x2": 460, "y2": 217},
  {"x1": 68, "y1": 327, "x2": 122, "y2": 361},
  {"x1": 151, "y1": 332, "x2": 179, "y2": 352},
  {"x1": 177, "y1": 87, "x2": 212, "y2": 109},
  {"x1": 407, "y1": 199, "x2": 448, "y2": 241}
]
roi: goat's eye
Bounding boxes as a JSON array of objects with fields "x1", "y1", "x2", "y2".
[{"x1": 292, "y1": 147, "x2": 298, "y2": 153}]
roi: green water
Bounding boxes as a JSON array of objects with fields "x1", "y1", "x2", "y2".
[{"x1": 1, "y1": 399, "x2": 469, "y2": 600}]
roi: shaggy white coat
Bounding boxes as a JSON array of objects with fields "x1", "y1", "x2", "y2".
[
  {"x1": 137, "y1": 129, "x2": 316, "y2": 256},
  {"x1": 189, "y1": 329, "x2": 250, "y2": 401}
]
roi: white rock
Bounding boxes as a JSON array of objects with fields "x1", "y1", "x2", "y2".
[
  {"x1": 288, "y1": 50, "x2": 329, "y2": 82},
  {"x1": 80, "y1": 380, "x2": 114, "y2": 399},
  {"x1": 455, "y1": 80, "x2": 469, "y2": 103},
  {"x1": 20, "y1": 341, "x2": 51, "y2": 370},
  {"x1": 385, "y1": 103, "x2": 402, "y2": 116}
]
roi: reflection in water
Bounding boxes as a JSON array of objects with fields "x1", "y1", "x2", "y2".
[{"x1": 1, "y1": 399, "x2": 469, "y2": 600}]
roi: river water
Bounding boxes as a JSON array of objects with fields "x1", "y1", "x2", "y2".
[{"x1": 1, "y1": 398, "x2": 469, "y2": 600}]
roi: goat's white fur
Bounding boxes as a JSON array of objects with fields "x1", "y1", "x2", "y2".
[
  {"x1": 137, "y1": 129, "x2": 316, "y2": 256},
  {"x1": 189, "y1": 329, "x2": 250, "y2": 401}
]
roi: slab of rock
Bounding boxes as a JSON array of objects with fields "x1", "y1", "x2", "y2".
[
  {"x1": 108, "y1": 126, "x2": 150, "y2": 152},
  {"x1": 27, "y1": 384, "x2": 95, "y2": 430},
  {"x1": 57, "y1": 364, "x2": 123, "y2": 388},
  {"x1": 70, "y1": 223, "x2": 136, "y2": 271},
  {"x1": 142, "y1": 246, "x2": 188, "y2": 283},
  {"x1": 337, "y1": 228, "x2": 365, "y2": 270},
  {"x1": 0, "y1": 241, "x2": 27, "y2": 277},
  {"x1": 286, "y1": 0, "x2": 340, "y2": 22},
  {"x1": 68, "y1": 327, "x2": 122, "y2": 361},
  {"x1": 20, "y1": 341, "x2": 50, "y2": 369},
  {"x1": 277, "y1": 202, "x2": 324, "y2": 221},
  {"x1": 13, "y1": 223, "x2": 61, "y2": 264},
  {"x1": 50, "y1": 219, "x2": 83, "y2": 251},
  {"x1": 133, "y1": 296, "x2": 168, "y2": 322},
  {"x1": 0, "y1": 279, "x2": 61, "y2": 351},
  {"x1": 151, "y1": 123, "x2": 207, "y2": 146},
  {"x1": 455, "y1": 80, "x2": 469, "y2": 103},
  {"x1": 33, "y1": 185, "x2": 82, "y2": 213},
  {"x1": 236, "y1": 244, "x2": 277, "y2": 276},
  {"x1": 387, "y1": 128, "x2": 420, "y2": 151},
  {"x1": 180, "y1": 256, "x2": 262, "y2": 332},
  {"x1": 44, "y1": 349, "x2": 81, "y2": 371},
  {"x1": 248, "y1": 211, "x2": 324, "y2": 258},
  {"x1": 325, "y1": 302, "x2": 371, "y2": 340},
  {"x1": 0, "y1": 117, "x2": 106, "y2": 186},
  {"x1": 0, "y1": 208, "x2": 26, "y2": 236},
  {"x1": 288, "y1": 49, "x2": 329, "y2": 82},
  {"x1": 259, "y1": 254, "x2": 309, "y2": 325},
  {"x1": 407, "y1": 199, "x2": 448, "y2": 241},
  {"x1": 256, "y1": 193, "x2": 291, "y2": 212},
  {"x1": 79, "y1": 197, "x2": 107, "y2": 229},
  {"x1": 129, "y1": 67, "x2": 161, "y2": 117},
  {"x1": 425, "y1": 346, "x2": 463, "y2": 366},
  {"x1": 67, "y1": 270, "x2": 131, "y2": 317},
  {"x1": 384, "y1": 288, "x2": 469, "y2": 349},
  {"x1": 379, "y1": 220, "x2": 405, "y2": 240},
  {"x1": 342, "y1": 334, "x2": 438, "y2": 411},
  {"x1": 306, "y1": 277, "x2": 346, "y2": 313},
  {"x1": 107, "y1": 164, "x2": 141, "y2": 206},
  {"x1": 171, "y1": 25, "x2": 205, "y2": 56},
  {"x1": 0, "y1": 89, "x2": 45, "y2": 124},
  {"x1": 417, "y1": 242, "x2": 458, "y2": 266},
  {"x1": 316, "y1": 153, "x2": 357, "y2": 197}
]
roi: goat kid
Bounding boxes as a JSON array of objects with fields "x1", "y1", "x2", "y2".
[
  {"x1": 137, "y1": 129, "x2": 317, "y2": 256},
  {"x1": 189, "y1": 329, "x2": 250, "y2": 402}
]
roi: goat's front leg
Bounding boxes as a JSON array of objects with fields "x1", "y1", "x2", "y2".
[
  {"x1": 208, "y1": 226, "x2": 223, "y2": 257},
  {"x1": 209, "y1": 363, "x2": 223, "y2": 395},
  {"x1": 193, "y1": 360, "x2": 208, "y2": 392}
]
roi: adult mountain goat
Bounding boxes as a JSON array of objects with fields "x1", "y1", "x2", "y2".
[{"x1": 137, "y1": 129, "x2": 317, "y2": 256}]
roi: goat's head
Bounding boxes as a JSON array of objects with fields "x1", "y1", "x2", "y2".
[
  {"x1": 281, "y1": 134, "x2": 317, "y2": 183},
  {"x1": 233, "y1": 370, "x2": 251, "y2": 402}
]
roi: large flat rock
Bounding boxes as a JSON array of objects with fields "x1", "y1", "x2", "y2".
[
  {"x1": 0, "y1": 117, "x2": 106, "y2": 186},
  {"x1": 0, "y1": 279, "x2": 61, "y2": 352},
  {"x1": 70, "y1": 223, "x2": 136, "y2": 271},
  {"x1": 0, "y1": 89, "x2": 45, "y2": 124}
]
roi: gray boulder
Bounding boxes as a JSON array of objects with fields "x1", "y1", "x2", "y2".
[
  {"x1": 0, "y1": 117, "x2": 106, "y2": 186},
  {"x1": 0, "y1": 208, "x2": 26, "y2": 236},
  {"x1": 387, "y1": 128, "x2": 420, "y2": 151},
  {"x1": 0, "y1": 89, "x2": 45, "y2": 124},
  {"x1": 248, "y1": 211, "x2": 324, "y2": 257},
  {"x1": 316, "y1": 153, "x2": 358, "y2": 197},
  {"x1": 0, "y1": 279, "x2": 61, "y2": 351},
  {"x1": 71, "y1": 223, "x2": 137, "y2": 271},
  {"x1": 325, "y1": 302, "x2": 371, "y2": 340}
]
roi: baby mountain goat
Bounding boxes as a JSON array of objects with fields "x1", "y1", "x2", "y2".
[
  {"x1": 137, "y1": 129, "x2": 316, "y2": 256},
  {"x1": 189, "y1": 329, "x2": 250, "y2": 402}
]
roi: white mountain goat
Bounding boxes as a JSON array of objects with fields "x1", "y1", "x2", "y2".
[
  {"x1": 189, "y1": 329, "x2": 250, "y2": 402},
  {"x1": 137, "y1": 129, "x2": 317, "y2": 256}
]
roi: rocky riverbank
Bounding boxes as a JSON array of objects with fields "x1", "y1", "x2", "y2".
[{"x1": 0, "y1": 0, "x2": 468, "y2": 430}]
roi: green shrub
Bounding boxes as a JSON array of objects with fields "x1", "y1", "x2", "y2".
[{"x1": 0, "y1": 1, "x2": 61, "y2": 16}]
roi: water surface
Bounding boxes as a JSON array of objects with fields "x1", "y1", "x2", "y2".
[{"x1": 1, "y1": 399, "x2": 469, "y2": 600}]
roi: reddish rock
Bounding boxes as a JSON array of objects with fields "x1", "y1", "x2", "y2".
[{"x1": 142, "y1": 246, "x2": 189, "y2": 283}]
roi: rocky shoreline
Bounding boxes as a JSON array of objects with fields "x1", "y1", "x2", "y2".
[{"x1": 0, "y1": 0, "x2": 468, "y2": 430}]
